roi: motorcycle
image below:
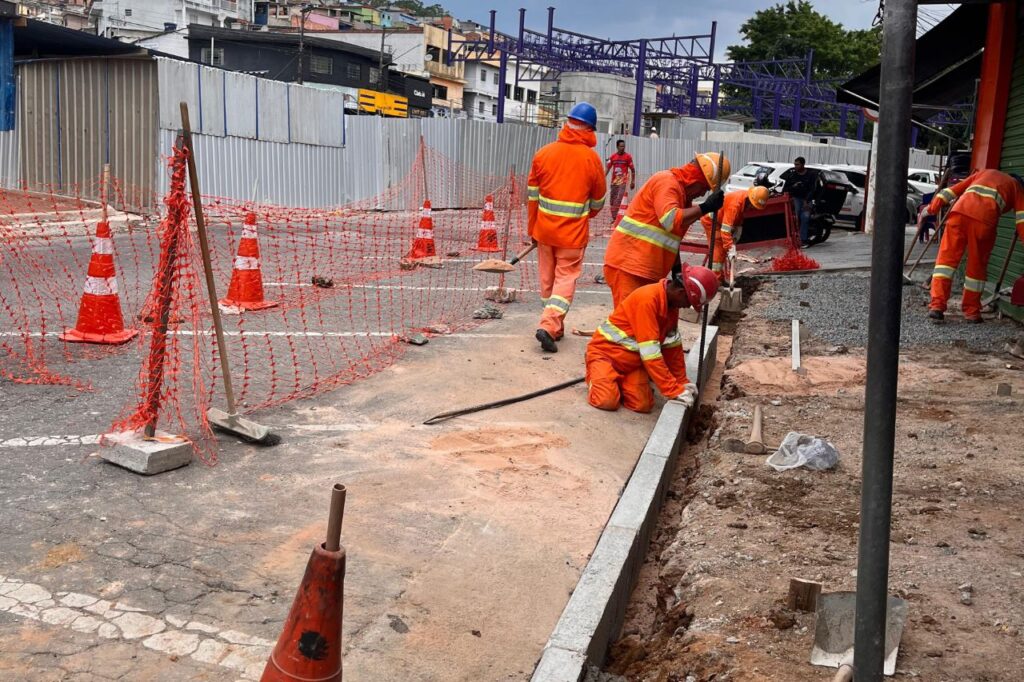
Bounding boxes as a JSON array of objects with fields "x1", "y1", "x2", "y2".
[{"x1": 753, "y1": 166, "x2": 850, "y2": 246}]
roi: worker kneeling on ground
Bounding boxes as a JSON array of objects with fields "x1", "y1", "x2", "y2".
[
  {"x1": 585, "y1": 264, "x2": 718, "y2": 413},
  {"x1": 527, "y1": 101, "x2": 607, "y2": 353},
  {"x1": 701, "y1": 186, "x2": 770, "y2": 282},
  {"x1": 924, "y1": 170, "x2": 1024, "y2": 322},
  {"x1": 603, "y1": 152, "x2": 729, "y2": 307}
]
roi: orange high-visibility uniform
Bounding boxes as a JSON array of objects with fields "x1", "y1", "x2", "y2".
[
  {"x1": 603, "y1": 164, "x2": 708, "y2": 306},
  {"x1": 700, "y1": 189, "x2": 746, "y2": 281},
  {"x1": 528, "y1": 123, "x2": 607, "y2": 338},
  {"x1": 928, "y1": 170, "x2": 1024, "y2": 319},
  {"x1": 586, "y1": 281, "x2": 688, "y2": 413}
]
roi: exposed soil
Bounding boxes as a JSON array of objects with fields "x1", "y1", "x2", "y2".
[{"x1": 604, "y1": 277, "x2": 1024, "y2": 681}]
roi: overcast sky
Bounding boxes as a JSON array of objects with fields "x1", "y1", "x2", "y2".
[{"x1": 443, "y1": 0, "x2": 954, "y2": 62}]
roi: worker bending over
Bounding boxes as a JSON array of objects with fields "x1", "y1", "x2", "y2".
[
  {"x1": 924, "y1": 169, "x2": 1024, "y2": 322},
  {"x1": 527, "y1": 102, "x2": 607, "y2": 352},
  {"x1": 585, "y1": 264, "x2": 719, "y2": 413},
  {"x1": 603, "y1": 153, "x2": 729, "y2": 307},
  {"x1": 700, "y1": 186, "x2": 770, "y2": 282}
]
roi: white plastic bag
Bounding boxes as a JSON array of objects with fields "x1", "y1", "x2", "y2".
[{"x1": 766, "y1": 431, "x2": 840, "y2": 471}]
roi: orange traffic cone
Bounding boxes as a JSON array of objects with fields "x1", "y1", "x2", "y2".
[
  {"x1": 405, "y1": 200, "x2": 436, "y2": 259},
  {"x1": 613, "y1": 190, "x2": 629, "y2": 227},
  {"x1": 473, "y1": 194, "x2": 500, "y2": 252},
  {"x1": 261, "y1": 484, "x2": 346, "y2": 682},
  {"x1": 60, "y1": 221, "x2": 139, "y2": 345},
  {"x1": 219, "y1": 212, "x2": 278, "y2": 312}
]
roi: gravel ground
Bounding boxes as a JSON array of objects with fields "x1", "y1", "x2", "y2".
[{"x1": 760, "y1": 272, "x2": 1022, "y2": 349}]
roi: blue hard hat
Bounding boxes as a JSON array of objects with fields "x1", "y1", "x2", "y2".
[{"x1": 567, "y1": 102, "x2": 597, "y2": 128}]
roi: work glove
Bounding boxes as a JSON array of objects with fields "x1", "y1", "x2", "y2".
[
  {"x1": 699, "y1": 190, "x2": 725, "y2": 215},
  {"x1": 672, "y1": 382, "x2": 699, "y2": 408},
  {"x1": 727, "y1": 245, "x2": 737, "y2": 260}
]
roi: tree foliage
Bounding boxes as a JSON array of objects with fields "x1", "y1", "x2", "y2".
[
  {"x1": 366, "y1": 0, "x2": 448, "y2": 18},
  {"x1": 726, "y1": 1, "x2": 881, "y2": 81}
]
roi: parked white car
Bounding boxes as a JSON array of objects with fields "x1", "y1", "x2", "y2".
[
  {"x1": 725, "y1": 161, "x2": 860, "y2": 222},
  {"x1": 908, "y1": 168, "x2": 940, "y2": 194},
  {"x1": 830, "y1": 164, "x2": 925, "y2": 226}
]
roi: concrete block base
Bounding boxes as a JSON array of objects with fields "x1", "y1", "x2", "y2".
[
  {"x1": 102, "y1": 430, "x2": 192, "y2": 475},
  {"x1": 484, "y1": 286, "x2": 518, "y2": 303}
]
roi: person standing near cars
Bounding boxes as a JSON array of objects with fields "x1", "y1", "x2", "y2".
[
  {"x1": 780, "y1": 157, "x2": 818, "y2": 247},
  {"x1": 605, "y1": 139, "x2": 636, "y2": 221}
]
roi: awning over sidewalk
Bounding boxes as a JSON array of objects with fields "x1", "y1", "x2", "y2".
[{"x1": 837, "y1": 3, "x2": 988, "y2": 123}]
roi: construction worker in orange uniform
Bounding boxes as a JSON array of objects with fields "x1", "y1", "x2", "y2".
[
  {"x1": 586, "y1": 264, "x2": 719, "y2": 413},
  {"x1": 527, "y1": 102, "x2": 607, "y2": 352},
  {"x1": 700, "y1": 186, "x2": 771, "y2": 282},
  {"x1": 603, "y1": 153, "x2": 730, "y2": 307},
  {"x1": 924, "y1": 170, "x2": 1024, "y2": 322}
]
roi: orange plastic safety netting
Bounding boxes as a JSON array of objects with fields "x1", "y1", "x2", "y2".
[{"x1": 1, "y1": 140, "x2": 542, "y2": 460}]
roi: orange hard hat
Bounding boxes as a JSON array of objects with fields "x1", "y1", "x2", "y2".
[
  {"x1": 747, "y1": 185, "x2": 770, "y2": 210},
  {"x1": 681, "y1": 263, "x2": 719, "y2": 308},
  {"x1": 695, "y1": 152, "x2": 731, "y2": 191}
]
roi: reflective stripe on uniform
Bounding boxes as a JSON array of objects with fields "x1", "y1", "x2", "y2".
[
  {"x1": 616, "y1": 215, "x2": 682, "y2": 253},
  {"x1": 663, "y1": 330, "x2": 682, "y2": 348},
  {"x1": 234, "y1": 256, "x2": 260, "y2": 271},
  {"x1": 92, "y1": 237, "x2": 114, "y2": 255},
  {"x1": 720, "y1": 223, "x2": 733, "y2": 234},
  {"x1": 965, "y1": 185, "x2": 1007, "y2": 211},
  {"x1": 590, "y1": 194, "x2": 606, "y2": 211},
  {"x1": 544, "y1": 295, "x2": 571, "y2": 313},
  {"x1": 638, "y1": 340, "x2": 663, "y2": 362},
  {"x1": 1016, "y1": 210, "x2": 1024, "y2": 226},
  {"x1": 83, "y1": 276, "x2": 117, "y2": 296},
  {"x1": 527, "y1": 186, "x2": 540, "y2": 201},
  {"x1": 711, "y1": 262, "x2": 723, "y2": 272},
  {"x1": 659, "y1": 208, "x2": 678, "y2": 230},
  {"x1": 932, "y1": 264, "x2": 956, "y2": 280},
  {"x1": 597, "y1": 320, "x2": 639, "y2": 351},
  {"x1": 964, "y1": 276, "x2": 986, "y2": 293},
  {"x1": 538, "y1": 194, "x2": 590, "y2": 218},
  {"x1": 937, "y1": 187, "x2": 957, "y2": 203}
]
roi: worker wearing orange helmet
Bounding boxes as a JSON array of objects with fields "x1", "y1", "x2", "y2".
[
  {"x1": 603, "y1": 153, "x2": 730, "y2": 307},
  {"x1": 700, "y1": 186, "x2": 771, "y2": 282},
  {"x1": 527, "y1": 102, "x2": 607, "y2": 352},
  {"x1": 585, "y1": 265, "x2": 719, "y2": 413},
  {"x1": 924, "y1": 169, "x2": 1024, "y2": 322}
]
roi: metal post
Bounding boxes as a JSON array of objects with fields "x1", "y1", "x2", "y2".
[
  {"x1": 772, "y1": 92, "x2": 781, "y2": 129},
  {"x1": 518, "y1": 8, "x2": 526, "y2": 51},
  {"x1": 753, "y1": 93, "x2": 763, "y2": 129},
  {"x1": 297, "y1": 9, "x2": 305, "y2": 84},
  {"x1": 688, "y1": 64, "x2": 699, "y2": 117},
  {"x1": 631, "y1": 39, "x2": 647, "y2": 136},
  {"x1": 792, "y1": 86, "x2": 802, "y2": 132},
  {"x1": 546, "y1": 6, "x2": 554, "y2": 50},
  {"x1": 910, "y1": 125, "x2": 919, "y2": 148},
  {"x1": 839, "y1": 107, "x2": 849, "y2": 139},
  {"x1": 488, "y1": 10, "x2": 496, "y2": 54},
  {"x1": 853, "y1": 1, "x2": 916, "y2": 680},
  {"x1": 446, "y1": 28, "x2": 453, "y2": 66},
  {"x1": 708, "y1": 20, "x2": 716, "y2": 63},
  {"x1": 0, "y1": 19, "x2": 13, "y2": 132},
  {"x1": 709, "y1": 64, "x2": 720, "y2": 119},
  {"x1": 497, "y1": 50, "x2": 508, "y2": 124},
  {"x1": 857, "y1": 109, "x2": 866, "y2": 141}
]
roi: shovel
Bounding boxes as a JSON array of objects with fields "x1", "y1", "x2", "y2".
[
  {"x1": 811, "y1": 591, "x2": 908, "y2": 677},
  {"x1": 982, "y1": 231, "x2": 1019, "y2": 312},
  {"x1": 473, "y1": 242, "x2": 537, "y2": 273}
]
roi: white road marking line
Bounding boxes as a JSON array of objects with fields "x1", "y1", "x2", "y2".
[
  {"x1": 263, "y1": 282, "x2": 607, "y2": 294},
  {"x1": 0, "y1": 575, "x2": 272, "y2": 680},
  {"x1": 0, "y1": 330, "x2": 522, "y2": 339},
  {"x1": 356, "y1": 255, "x2": 608, "y2": 267},
  {"x1": 0, "y1": 435, "x2": 102, "y2": 448}
]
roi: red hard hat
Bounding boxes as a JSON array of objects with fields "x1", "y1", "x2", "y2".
[{"x1": 681, "y1": 263, "x2": 718, "y2": 308}]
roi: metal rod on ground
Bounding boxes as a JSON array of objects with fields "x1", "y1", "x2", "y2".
[
  {"x1": 142, "y1": 135, "x2": 187, "y2": 439},
  {"x1": 696, "y1": 149, "x2": 725, "y2": 390},
  {"x1": 983, "y1": 231, "x2": 1019, "y2": 310},
  {"x1": 904, "y1": 208, "x2": 946, "y2": 281},
  {"x1": 325, "y1": 483, "x2": 346, "y2": 552},
  {"x1": 498, "y1": 166, "x2": 516, "y2": 293},
  {"x1": 179, "y1": 101, "x2": 278, "y2": 445},
  {"x1": 423, "y1": 376, "x2": 584, "y2": 425},
  {"x1": 854, "y1": 1, "x2": 916, "y2": 679},
  {"x1": 419, "y1": 135, "x2": 429, "y2": 204}
]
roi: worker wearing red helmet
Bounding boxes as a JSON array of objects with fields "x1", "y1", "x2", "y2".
[
  {"x1": 527, "y1": 101, "x2": 608, "y2": 352},
  {"x1": 700, "y1": 185, "x2": 771, "y2": 282},
  {"x1": 924, "y1": 169, "x2": 1024, "y2": 322},
  {"x1": 585, "y1": 264, "x2": 719, "y2": 413},
  {"x1": 603, "y1": 153, "x2": 730, "y2": 307}
]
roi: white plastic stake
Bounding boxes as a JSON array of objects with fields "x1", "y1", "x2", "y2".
[{"x1": 792, "y1": 319, "x2": 802, "y2": 372}]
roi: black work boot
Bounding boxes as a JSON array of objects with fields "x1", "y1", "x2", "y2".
[
  {"x1": 927, "y1": 310, "x2": 944, "y2": 321},
  {"x1": 535, "y1": 329, "x2": 558, "y2": 353}
]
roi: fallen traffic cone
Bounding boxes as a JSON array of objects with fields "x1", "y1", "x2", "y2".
[
  {"x1": 405, "y1": 200, "x2": 436, "y2": 259},
  {"x1": 473, "y1": 194, "x2": 500, "y2": 252},
  {"x1": 261, "y1": 484, "x2": 346, "y2": 682},
  {"x1": 60, "y1": 221, "x2": 139, "y2": 344},
  {"x1": 613, "y1": 190, "x2": 629, "y2": 227},
  {"x1": 219, "y1": 212, "x2": 278, "y2": 312}
]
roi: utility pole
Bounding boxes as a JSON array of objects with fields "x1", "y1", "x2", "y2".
[
  {"x1": 378, "y1": 25, "x2": 387, "y2": 91},
  {"x1": 297, "y1": 3, "x2": 313, "y2": 85}
]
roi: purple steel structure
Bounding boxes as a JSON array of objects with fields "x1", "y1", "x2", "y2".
[{"x1": 446, "y1": 7, "x2": 871, "y2": 137}]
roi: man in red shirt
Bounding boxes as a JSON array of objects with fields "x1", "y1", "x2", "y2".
[{"x1": 605, "y1": 139, "x2": 636, "y2": 220}]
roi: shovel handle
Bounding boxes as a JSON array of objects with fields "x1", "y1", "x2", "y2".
[{"x1": 508, "y1": 242, "x2": 537, "y2": 266}]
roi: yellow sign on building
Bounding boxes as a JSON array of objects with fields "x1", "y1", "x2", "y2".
[{"x1": 358, "y1": 90, "x2": 409, "y2": 118}]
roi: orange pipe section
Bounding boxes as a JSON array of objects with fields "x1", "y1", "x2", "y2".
[{"x1": 971, "y1": 1, "x2": 1017, "y2": 170}]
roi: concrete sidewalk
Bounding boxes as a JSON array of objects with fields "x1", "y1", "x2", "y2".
[{"x1": 0, "y1": 282, "x2": 708, "y2": 681}]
